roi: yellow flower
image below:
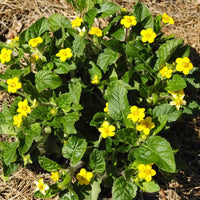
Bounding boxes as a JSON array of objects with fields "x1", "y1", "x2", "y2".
[
  {"x1": 30, "y1": 54, "x2": 39, "y2": 63},
  {"x1": 7, "y1": 77, "x2": 22, "y2": 93},
  {"x1": 137, "y1": 117, "x2": 155, "y2": 135},
  {"x1": 121, "y1": 7, "x2": 127, "y2": 12},
  {"x1": 138, "y1": 164, "x2": 156, "y2": 182},
  {"x1": 11, "y1": 36, "x2": 19, "y2": 42},
  {"x1": 140, "y1": 28, "x2": 157, "y2": 43},
  {"x1": 56, "y1": 48, "x2": 73, "y2": 62},
  {"x1": 13, "y1": 114, "x2": 23, "y2": 128},
  {"x1": 76, "y1": 168, "x2": 93, "y2": 185},
  {"x1": 127, "y1": 106, "x2": 145, "y2": 123},
  {"x1": 78, "y1": 27, "x2": 86, "y2": 37},
  {"x1": 0, "y1": 48, "x2": 12, "y2": 64},
  {"x1": 91, "y1": 75, "x2": 99, "y2": 84},
  {"x1": 28, "y1": 37, "x2": 43, "y2": 48},
  {"x1": 71, "y1": 17, "x2": 83, "y2": 28},
  {"x1": 50, "y1": 108, "x2": 57, "y2": 115},
  {"x1": 175, "y1": 57, "x2": 193, "y2": 75},
  {"x1": 159, "y1": 66, "x2": 173, "y2": 78},
  {"x1": 89, "y1": 27, "x2": 102, "y2": 37},
  {"x1": 17, "y1": 99, "x2": 31, "y2": 117},
  {"x1": 168, "y1": 89, "x2": 185, "y2": 99},
  {"x1": 34, "y1": 178, "x2": 49, "y2": 195},
  {"x1": 98, "y1": 121, "x2": 115, "y2": 138},
  {"x1": 120, "y1": 15, "x2": 137, "y2": 28},
  {"x1": 50, "y1": 171, "x2": 59, "y2": 182},
  {"x1": 162, "y1": 13, "x2": 174, "y2": 24},
  {"x1": 104, "y1": 102, "x2": 109, "y2": 114},
  {"x1": 170, "y1": 95, "x2": 186, "y2": 110}
]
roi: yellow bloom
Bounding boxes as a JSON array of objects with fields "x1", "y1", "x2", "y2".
[
  {"x1": 56, "y1": 48, "x2": 73, "y2": 62},
  {"x1": 104, "y1": 102, "x2": 109, "y2": 114},
  {"x1": 120, "y1": 15, "x2": 137, "y2": 28},
  {"x1": 138, "y1": 164, "x2": 156, "y2": 182},
  {"x1": 50, "y1": 171, "x2": 59, "y2": 182},
  {"x1": 159, "y1": 66, "x2": 173, "y2": 78},
  {"x1": 13, "y1": 114, "x2": 23, "y2": 128},
  {"x1": 28, "y1": 37, "x2": 43, "y2": 47},
  {"x1": 140, "y1": 28, "x2": 157, "y2": 43},
  {"x1": 11, "y1": 36, "x2": 19, "y2": 42},
  {"x1": 137, "y1": 117, "x2": 155, "y2": 135},
  {"x1": 127, "y1": 106, "x2": 145, "y2": 123},
  {"x1": 91, "y1": 75, "x2": 99, "y2": 84},
  {"x1": 89, "y1": 27, "x2": 102, "y2": 37},
  {"x1": 170, "y1": 95, "x2": 186, "y2": 110},
  {"x1": 7, "y1": 77, "x2": 22, "y2": 93},
  {"x1": 168, "y1": 89, "x2": 185, "y2": 99},
  {"x1": 121, "y1": 7, "x2": 127, "y2": 12},
  {"x1": 34, "y1": 178, "x2": 49, "y2": 195},
  {"x1": 30, "y1": 54, "x2": 39, "y2": 63},
  {"x1": 76, "y1": 168, "x2": 93, "y2": 185},
  {"x1": 71, "y1": 17, "x2": 83, "y2": 28},
  {"x1": 98, "y1": 121, "x2": 115, "y2": 138},
  {"x1": 175, "y1": 57, "x2": 193, "y2": 75},
  {"x1": 162, "y1": 13, "x2": 174, "y2": 24},
  {"x1": 0, "y1": 48, "x2": 12, "y2": 64},
  {"x1": 17, "y1": 99, "x2": 31, "y2": 117}
]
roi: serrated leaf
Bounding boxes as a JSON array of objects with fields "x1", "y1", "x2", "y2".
[
  {"x1": 38, "y1": 156, "x2": 61, "y2": 172},
  {"x1": 18, "y1": 134, "x2": 34, "y2": 155},
  {"x1": 54, "y1": 59, "x2": 76, "y2": 74},
  {"x1": 112, "y1": 176, "x2": 137, "y2": 200},
  {"x1": 165, "y1": 74, "x2": 187, "y2": 91},
  {"x1": 155, "y1": 39, "x2": 183, "y2": 71},
  {"x1": 56, "y1": 92, "x2": 72, "y2": 112},
  {"x1": 139, "y1": 181, "x2": 160, "y2": 193},
  {"x1": 134, "y1": 136, "x2": 176, "y2": 172},
  {"x1": 98, "y1": 1, "x2": 120, "y2": 18},
  {"x1": 35, "y1": 70, "x2": 62, "y2": 92},
  {"x1": 62, "y1": 136, "x2": 87, "y2": 165},
  {"x1": 48, "y1": 14, "x2": 71, "y2": 32},
  {"x1": 97, "y1": 48, "x2": 119, "y2": 73},
  {"x1": 106, "y1": 81, "x2": 129, "y2": 121},
  {"x1": 89, "y1": 149, "x2": 106, "y2": 173},
  {"x1": 84, "y1": 8, "x2": 98, "y2": 29},
  {"x1": 31, "y1": 106, "x2": 49, "y2": 120},
  {"x1": 134, "y1": 2, "x2": 154, "y2": 28},
  {"x1": 69, "y1": 79, "x2": 82, "y2": 105},
  {"x1": 3, "y1": 163, "x2": 20, "y2": 177},
  {"x1": 3, "y1": 141, "x2": 19, "y2": 165},
  {"x1": 72, "y1": 35, "x2": 86, "y2": 58},
  {"x1": 116, "y1": 128, "x2": 137, "y2": 146},
  {"x1": 89, "y1": 61, "x2": 102, "y2": 81},
  {"x1": 59, "y1": 189, "x2": 79, "y2": 200},
  {"x1": 90, "y1": 112, "x2": 108, "y2": 128},
  {"x1": 111, "y1": 28, "x2": 125, "y2": 41}
]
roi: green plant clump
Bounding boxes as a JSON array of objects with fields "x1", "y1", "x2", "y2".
[{"x1": 0, "y1": 0, "x2": 199, "y2": 199}]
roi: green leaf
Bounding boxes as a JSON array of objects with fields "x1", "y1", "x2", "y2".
[
  {"x1": 72, "y1": 35, "x2": 86, "y2": 58},
  {"x1": 134, "y1": 2, "x2": 154, "y2": 28},
  {"x1": 90, "y1": 112, "x2": 108, "y2": 128},
  {"x1": 59, "y1": 189, "x2": 79, "y2": 200},
  {"x1": 165, "y1": 74, "x2": 187, "y2": 91},
  {"x1": 54, "y1": 59, "x2": 76, "y2": 74},
  {"x1": 60, "y1": 112, "x2": 79, "y2": 134},
  {"x1": 3, "y1": 141, "x2": 19, "y2": 165},
  {"x1": 98, "y1": 1, "x2": 120, "y2": 18},
  {"x1": 34, "y1": 185, "x2": 59, "y2": 199},
  {"x1": 69, "y1": 79, "x2": 82, "y2": 105},
  {"x1": 3, "y1": 163, "x2": 20, "y2": 177},
  {"x1": 56, "y1": 92, "x2": 72, "y2": 112},
  {"x1": 30, "y1": 123, "x2": 41, "y2": 136},
  {"x1": 97, "y1": 48, "x2": 119, "y2": 73},
  {"x1": 62, "y1": 136, "x2": 87, "y2": 165},
  {"x1": 111, "y1": 28, "x2": 125, "y2": 41},
  {"x1": 116, "y1": 128, "x2": 137, "y2": 146},
  {"x1": 84, "y1": 8, "x2": 98, "y2": 29},
  {"x1": 153, "y1": 103, "x2": 182, "y2": 122},
  {"x1": 35, "y1": 70, "x2": 62, "y2": 92},
  {"x1": 48, "y1": 14, "x2": 71, "y2": 32},
  {"x1": 31, "y1": 106, "x2": 49, "y2": 120},
  {"x1": 134, "y1": 136, "x2": 176, "y2": 172},
  {"x1": 89, "y1": 61, "x2": 102, "y2": 81},
  {"x1": 20, "y1": 17, "x2": 49, "y2": 44},
  {"x1": 18, "y1": 134, "x2": 34, "y2": 155},
  {"x1": 155, "y1": 39, "x2": 183, "y2": 71},
  {"x1": 112, "y1": 176, "x2": 137, "y2": 200},
  {"x1": 139, "y1": 181, "x2": 160, "y2": 193},
  {"x1": 89, "y1": 149, "x2": 106, "y2": 173},
  {"x1": 38, "y1": 156, "x2": 61, "y2": 172},
  {"x1": 106, "y1": 81, "x2": 129, "y2": 121}
]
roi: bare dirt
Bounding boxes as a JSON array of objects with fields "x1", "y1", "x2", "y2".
[{"x1": 0, "y1": 0, "x2": 200, "y2": 199}]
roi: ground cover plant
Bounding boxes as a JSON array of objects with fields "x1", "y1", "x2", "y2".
[{"x1": 0, "y1": 0, "x2": 200, "y2": 199}]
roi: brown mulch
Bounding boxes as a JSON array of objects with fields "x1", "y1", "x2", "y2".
[{"x1": 0, "y1": 0, "x2": 200, "y2": 199}]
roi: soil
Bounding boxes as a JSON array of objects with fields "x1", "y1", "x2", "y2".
[{"x1": 0, "y1": 0, "x2": 200, "y2": 199}]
